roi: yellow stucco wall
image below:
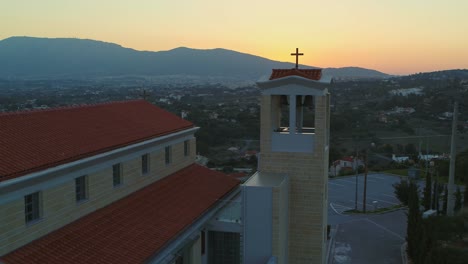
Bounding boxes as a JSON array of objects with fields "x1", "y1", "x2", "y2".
[
  {"x1": 260, "y1": 94, "x2": 329, "y2": 264},
  {"x1": 0, "y1": 138, "x2": 196, "y2": 256}
]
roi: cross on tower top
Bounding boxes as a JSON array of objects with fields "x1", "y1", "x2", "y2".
[
  {"x1": 140, "y1": 89, "x2": 150, "y2": 100},
  {"x1": 290, "y1": 48, "x2": 304, "y2": 69}
]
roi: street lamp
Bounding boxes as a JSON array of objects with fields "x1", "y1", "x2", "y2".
[
  {"x1": 429, "y1": 160, "x2": 440, "y2": 213},
  {"x1": 354, "y1": 148, "x2": 359, "y2": 211},
  {"x1": 362, "y1": 142, "x2": 375, "y2": 213}
]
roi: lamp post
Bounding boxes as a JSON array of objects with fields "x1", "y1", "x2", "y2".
[
  {"x1": 362, "y1": 143, "x2": 375, "y2": 213},
  {"x1": 354, "y1": 148, "x2": 359, "y2": 211},
  {"x1": 363, "y1": 150, "x2": 368, "y2": 213},
  {"x1": 430, "y1": 160, "x2": 436, "y2": 210}
]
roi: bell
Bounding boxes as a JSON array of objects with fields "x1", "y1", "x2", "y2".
[
  {"x1": 303, "y1": 95, "x2": 314, "y2": 109},
  {"x1": 280, "y1": 95, "x2": 289, "y2": 106}
]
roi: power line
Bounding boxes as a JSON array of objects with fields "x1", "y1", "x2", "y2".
[{"x1": 339, "y1": 134, "x2": 450, "y2": 140}]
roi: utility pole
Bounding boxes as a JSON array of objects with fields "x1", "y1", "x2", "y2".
[
  {"x1": 363, "y1": 149, "x2": 368, "y2": 213},
  {"x1": 447, "y1": 101, "x2": 458, "y2": 216},
  {"x1": 354, "y1": 147, "x2": 359, "y2": 211}
]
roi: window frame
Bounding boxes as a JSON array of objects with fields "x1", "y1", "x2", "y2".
[
  {"x1": 141, "y1": 153, "x2": 149, "y2": 175},
  {"x1": 165, "y1": 146, "x2": 172, "y2": 165},
  {"x1": 184, "y1": 140, "x2": 190, "y2": 157},
  {"x1": 75, "y1": 175, "x2": 88, "y2": 203},
  {"x1": 112, "y1": 163, "x2": 122, "y2": 187},
  {"x1": 24, "y1": 192, "x2": 41, "y2": 224}
]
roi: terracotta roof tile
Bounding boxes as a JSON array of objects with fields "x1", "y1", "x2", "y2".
[
  {"x1": 269, "y1": 68, "x2": 322, "y2": 81},
  {"x1": 1, "y1": 164, "x2": 240, "y2": 264},
  {"x1": 0, "y1": 100, "x2": 194, "y2": 182}
]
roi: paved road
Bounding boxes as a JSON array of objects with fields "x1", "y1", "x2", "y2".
[{"x1": 328, "y1": 173, "x2": 407, "y2": 264}]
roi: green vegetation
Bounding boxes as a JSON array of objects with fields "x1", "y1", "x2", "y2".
[
  {"x1": 400, "y1": 173, "x2": 468, "y2": 264},
  {"x1": 383, "y1": 169, "x2": 408, "y2": 176},
  {"x1": 423, "y1": 172, "x2": 432, "y2": 211},
  {"x1": 393, "y1": 179, "x2": 410, "y2": 206},
  {"x1": 344, "y1": 204, "x2": 404, "y2": 214},
  {"x1": 454, "y1": 187, "x2": 462, "y2": 213},
  {"x1": 406, "y1": 180, "x2": 422, "y2": 262}
]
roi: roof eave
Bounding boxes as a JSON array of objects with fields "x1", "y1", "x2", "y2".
[
  {"x1": 146, "y1": 185, "x2": 241, "y2": 264},
  {"x1": 0, "y1": 127, "x2": 200, "y2": 203}
]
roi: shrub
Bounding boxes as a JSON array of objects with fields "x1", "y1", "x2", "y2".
[{"x1": 393, "y1": 179, "x2": 410, "y2": 206}]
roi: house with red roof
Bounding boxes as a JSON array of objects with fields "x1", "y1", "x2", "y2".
[
  {"x1": 329, "y1": 157, "x2": 364, "y2": 177},
  {"x1": 0, "y1": 100, "x2": 240, "y2": 264}
]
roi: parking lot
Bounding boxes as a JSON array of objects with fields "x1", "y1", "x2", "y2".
[
  {"x1": 327, "y1": 173, "x2": 407, "y2": 264},
  {"x1": 329, "y1": 173, "x2": 402, "y2": 215}
]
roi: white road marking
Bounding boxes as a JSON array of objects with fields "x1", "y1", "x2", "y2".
[
  {"x1": 366, "y1": 196, "x2": 400, "y2": 205},
  {"x1": 335, "y1": 179, "x2": 356, "y2": 184},
  {"x1": 330, "y1": 203, "x2": 352, "y2": 215},
  {"x1": 350, "y1": 200, "x2": 374, "y2": 208},
  {"x1": 364, "y1": 218, "x2": 405, "y2": 241},
  {"x1": 329, "y1": 182, "x2": 346, "y2": 187},
  {"x1": 333, "y1": 242, "x2": 352, "y2": 264}
]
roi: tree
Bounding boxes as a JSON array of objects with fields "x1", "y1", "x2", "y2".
[
  {"x1": 464, "y1": 181, "x2": 468, "y2": 208},
  {"x1": 455, "y1": 150, "x2": 468, "y2": 183},
  {"x1": 454, "y1": 187, "x2": 462, "y2": 213},
  {"x1": 393, "y1": 179, "x2": 410, "y2": 206},
  {"x1": 432, "y1": 176, "x2": 439, "y2": 210},
  {"x1": 405, "y1": 143, "x2": 417, "y2": 156},
  {"x1": 381, "y1": 144, "x2": 393, "y2": 155},
  {"x1": 423, "y1": 173, "x2": 432, "y2": 211},
  {"x1": 396, "y1": 144, "x2": 404, "y2": 155},
  {"x1": 436, "y1": 160, "x2": 450, "y2": 178},
  {"x1": 406, "y1": 181, "x2": 422, "y2": 262},
  {"x1": 329, "y1": 147, "x2": 341, "y2": 166},
  {"x1": 442, "y1": 185, "x2": 448, "y2": 215}
]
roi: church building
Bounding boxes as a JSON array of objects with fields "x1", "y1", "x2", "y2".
[
  {"x1": 0, "y1": 100, "x2": 241, "y2": 264},
  {"x1": 0, "y1": 49, "x2": 331, "y2": 264}
]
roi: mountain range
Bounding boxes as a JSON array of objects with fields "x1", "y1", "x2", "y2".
[{"x1": 0, "y1": 37, "x2": 391, "y2": 80}]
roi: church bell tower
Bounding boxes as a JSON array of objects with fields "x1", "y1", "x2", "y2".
[{"x1": 257, "y1": 49, "x2": 331, "y2": 263}]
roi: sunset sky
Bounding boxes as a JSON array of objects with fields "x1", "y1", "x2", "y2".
[{"x1": 2, "y1": 0, "x2": 467, "y2": 75}]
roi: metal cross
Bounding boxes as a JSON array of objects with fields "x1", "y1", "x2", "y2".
[
  {"x1": 290, "y1": 48, "x2": 304, "y2": 69},
  {"x1": 140, "y1": 89, "x2": 150, "y2": 100}
]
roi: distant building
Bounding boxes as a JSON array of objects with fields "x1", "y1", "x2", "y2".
[
  {"x1": 181, "y1": 110, "x2": 188, "y2": 119},
  {"x1": 418, "y1": 152, "x2": 448, "y2": 161},
  {"x1": 438, "y1": 111, "x2": 454, "y2": 120},
  {"x1": 386, "y1": 106, "x2": 415, "y2": 115},
  {"x1": 392, "y1": 154, "x2": 410, "y2": 163},
  {"x1": 195, "y1": 154, "x2": 209, "y2": 166},
  {"x1": 389, "y1": 87, "x2": 424, "y2": 96},
  {"x1": 227, "y1": 146, "x2": 239, "y2": 152},
  {"x1": 378, "y1": 113, "x2": 388, "y2": 123},
  {"x1": 329, "y1": 157, "x2": 364, "y2": 176}
]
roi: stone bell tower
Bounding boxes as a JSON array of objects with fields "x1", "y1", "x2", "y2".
[{"x1": 257, "y1": 49, "x2": 331, "y2": 263}]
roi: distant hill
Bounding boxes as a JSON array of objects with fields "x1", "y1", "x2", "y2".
[
  {"x1": 396, "y1": 69, "x2": 468, "y2": 80},
  {"x1": 0, "y1": 36, "x2": 391, "y2": 80}
]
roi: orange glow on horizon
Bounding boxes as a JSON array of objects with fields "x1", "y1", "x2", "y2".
[{"x1": 1, "y1": 0, "x2": 467, "y2": 75}]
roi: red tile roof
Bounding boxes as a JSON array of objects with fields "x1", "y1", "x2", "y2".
[
  {"x1": 1, "y1": 164, "x2": 240, "y2": 264},
  {"x1": 0, "y1": 100, "x2": 194, "y2": 182},
  {"x1": 269, "y1": 68, "x2": 322, "y2": 81}
]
